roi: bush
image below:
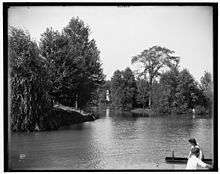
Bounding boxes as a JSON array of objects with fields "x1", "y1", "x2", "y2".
[{"x1": 195, "y1": 105, "x2": 208, "y2": 115}]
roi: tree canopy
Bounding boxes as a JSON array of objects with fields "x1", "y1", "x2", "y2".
[
  {"x1": 131, "y1": 45, "x2": 180, "y2": 107},
  {"x1": 40, "y1": 17, "x2": 104, "y2": 108}
]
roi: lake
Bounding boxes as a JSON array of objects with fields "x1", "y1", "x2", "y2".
[{"x1": 9, "y1": 109, "x2": 213, "y2": 170}]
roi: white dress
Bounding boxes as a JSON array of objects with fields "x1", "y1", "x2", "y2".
[
  {"x1": 188, "y1": 145, "x2": 203, "y2": 160},
  {"x1": 186, "y1": 155, "x2": 207, "y2": 169}
]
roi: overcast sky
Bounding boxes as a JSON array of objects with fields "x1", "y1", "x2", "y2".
[{"x1": 9, "y1": 6, "x2": 213, "y2": 81}]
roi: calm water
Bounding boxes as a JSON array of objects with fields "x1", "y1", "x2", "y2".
[{"x1": 9, "y1": 109, "x2": 213, "y2": 170}]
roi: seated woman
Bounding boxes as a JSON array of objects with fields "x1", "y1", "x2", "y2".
[
  {"x1": 188, "y1": 138, "x2": 204, "y2": 160},
  {"x1": 186, "y1": 147, "x2": 211, "y2": 169}
]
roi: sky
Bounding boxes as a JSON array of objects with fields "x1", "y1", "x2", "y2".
[{"x1": 8, "y1": 6, "x2": 213, "y2": 81}]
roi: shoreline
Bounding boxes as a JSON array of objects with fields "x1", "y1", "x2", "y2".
[{"x1": 39, "y1": 104, "x2": 99, "y2": 131}]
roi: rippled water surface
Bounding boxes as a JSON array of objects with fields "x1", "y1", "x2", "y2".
[{"x1": 9, "y1": 109, "x2": 213, "y2": 170}]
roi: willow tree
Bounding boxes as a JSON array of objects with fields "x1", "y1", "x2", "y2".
[
  {"x1": 131, "y1": 46, "x2": 179, "y2": 107},
  {"x1": 9, "y1": 27, "x2": 52, "y2": 131}
]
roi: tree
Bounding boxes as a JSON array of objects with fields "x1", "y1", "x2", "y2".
[
  {"x1": 9, "y1": 27, "x2": 52, "y2": 131},
  {"x1": 200, "y1": 71, "x2": 213, "y2": 113},
  {"x1": 175, "y1": 69, "x2": 199, "y2": 113},
  {"x1": 110, "y1": 68, "x2": 137, "y2": 110},
  {"x1": 136, "y1": 79, "x2": 149, "y2": 108},
  {"x1": 200, "y1": 72, "x2": 213, "y2": 92},
  {"x1": 151, "y1": 81, "x2": 171, "y2": 114},
  {"x1": 122, "y1": 67, "x2": 137, "y2": 109},
  {"x1": 151, "y1": 68, "x2": 205, "y2": 114},
  {"x1": 150, "y1": 67, "x2": 179, "y2": 113},
  {"x1": 111, "y1": 70, "x2": 124, "y2": 108},
  {"x1": 131, "y1": 45, "x2": 180, "y2": 107},
  {"x1": 159, "y1": 67, "x2": 179, "y2": 109},
  {"x1": 40, "y1": 17, "x2": 104, "y2": 108}
]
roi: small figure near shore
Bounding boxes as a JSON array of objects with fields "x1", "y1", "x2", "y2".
[
  {"x1": 186, "y1": 147, "x2": 212, "y2": 169},
  {"x1": 188, "y1": 138, "x2": 204, "y2": 160},
  {"x1": 192, "y1": 108, "x2": 195, "y2": 114}
]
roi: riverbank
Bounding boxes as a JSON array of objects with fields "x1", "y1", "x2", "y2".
[
  {"x1": 37, "y1": 104, "x2": 99, "y2": 131},
  {"x1": 130, "y1": 107, "x2": 211, "y2": 117},
  {"x1": 130, "y1": 108, "x2": 154, "y2": 116}
]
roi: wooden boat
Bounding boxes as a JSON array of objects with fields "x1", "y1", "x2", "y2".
[
  {"x1": 165, "y1": 157, "x2": 212, "y2": 164},
  {"x1": 165, "y1": 151, "x2": 213, "y2": 164}
]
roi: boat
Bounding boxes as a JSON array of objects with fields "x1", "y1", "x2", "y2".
[
  {"x1": 165, "y1": 151, "x2": 213, "y2": 164},
  {"x1": 165, "y1": 157, "x2": 212, "y2": 164}
]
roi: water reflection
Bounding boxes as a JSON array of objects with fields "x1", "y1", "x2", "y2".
[
  {"x1": 10, "y1": 110, "x2": 213, "y2": 170},
  {"x1": 106, "y1": 108, "x2": 110, "y2": 117}
]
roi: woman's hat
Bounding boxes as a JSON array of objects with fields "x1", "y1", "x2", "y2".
[{"x1": 188, "y1": 138, "x2": 197, "y2": 145}]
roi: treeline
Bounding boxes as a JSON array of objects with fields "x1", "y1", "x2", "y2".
[
  {"x1": 9, "y1": 17, "x2": 104, "y2": 131},
  {"x1": 9, "y1": 17, "x2": 213, "y2": 131},
  {"x1": 97, "y1": 46, "x2": 213, "y2": 115}
]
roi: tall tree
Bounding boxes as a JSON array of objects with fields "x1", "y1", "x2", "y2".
[
  {"x1": 9, "y1": 27, "x2": 52, "y2": 131},
  {"x1": 110, "y1": 68, "x2": 137, "y2": 110},
  {"x1": 40, "y1": 17, "x2": 104, "y2": 108},
  {"x1": 111, "y1": 70, "x2": 124, "y2": 108},
  {"x1": 131, "y1": 45, "x2": 179, "y2": 107},
  {"x1": 122, "y1": 67, "x2": 137, "y2": 109},
  {"x1": 159, "y1": 67, "x2": 180, "y2": 109}
]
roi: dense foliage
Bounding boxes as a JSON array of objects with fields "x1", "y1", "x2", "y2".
[
  {"x1": 131, "y1": 46, "x2": 180, "y2": 107},
  {"x1": 110, "y1": 68, "x2": 137, "y2": 110},
  {"x1": 9, "y1": 17, "x2": 104, "y2": 131},
  {"x1": 151, "y1": 68, "x2": 206, "y2": 114},
  {"x1": 199, "y1": 71, "x2": 213, "y2": 114},
  {"x1": 9, "y1": 27, "x2": 53, "y2": 131},
  {"x1": 107, "y1": 67, "x2": 212, "y2": 114},
  {"x1": 100, "y1": 45, "x2": 213, "y2": 115},
  {"x1": 136, "y1": 79, "x2": 149, "y2": 108},
  {"x1": 40, "y1": 17, "x2": 104, "y2": 108}
]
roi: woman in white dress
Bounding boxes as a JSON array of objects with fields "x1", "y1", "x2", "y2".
[
  {"x1": 188, "y1": 138, "x2": 204, "y2": 160},
  {"x1": 186, "y1": 147, "x2": 211, "y2": 170}
]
